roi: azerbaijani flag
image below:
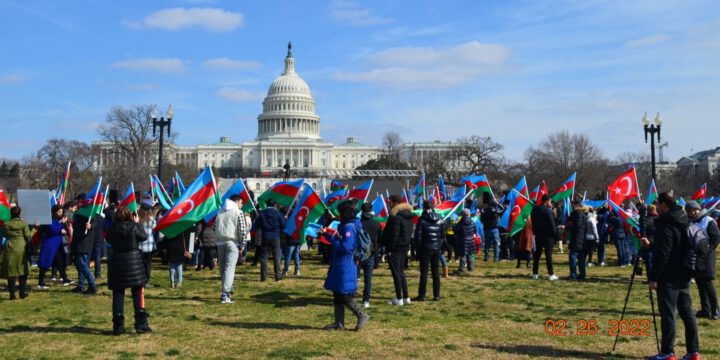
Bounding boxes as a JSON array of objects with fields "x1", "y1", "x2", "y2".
[
  {"x1": 348, "y1": 179, "x2": 373, "y2": 202},
  {"x1": 512, "y1": 176, "x2": 530, "y2": 198},
  {"x1": 461, "y1": 174, "x2": 494, "y2": 198},
  {"x1": 55, "y1": 161, "x2": 72, "y2": 205},
  {"x1": 324, "y1": 187, "x2": 348, "y2": 206},
  {"x1": 703, "y1": 196, "x2": 720, "y2": 211},
  {"x1": 155, "y1": 166, "x2": 222, "y2": 238},
  {"x1": 438, "y1": 176, "x2": 447, "y2": 201},
  {"x1": 175, "y1": 172, "x2": 186, "y2": 194},
  {"x1": 76, "y1": 177, "x2": 104, "y2": 218},
  {"x1": 151, "y1": 175, "x2": 174, "y2": 210},
  {"x1": 330, "y1": 180, "x2": 346, "y2": 192},
  {"x1": 401, "y1": 189, "x2": 410, "y2": 203},
  {"x1": 257, "y1": 179, "x2": 304, "y2": 209},
  {"x1": 498, "y1": 189, "x2": 534, "y2": 236},
  {"x1": 609, "y1": 200, "x2": 642, "y2": 251},
  {"x1": 284, "y1": 185, "x2": 327, "y2": 242},
  {"x1": 119, "y1": 182, "x2": 139, "y2": 212},
  {"x1": 435, "y1": 186, "x2": 468, "y2": 218},
  {"x1": 691, "y1": 183, "x2": 707, "y2": 201},
  {"x1": 372, "y1": 195, "x2": 389, "y2": 223},
  {"x1": 677, "y1": 197, "x2": 687, "y2": 207},
  {"x1": 530, "y1": 181, "x2": 549, "y2": 204},
  {"x1": 412, "y1": 174, "x2": 425, "y2": 199},
  {"x1": 203, "y1": 179, "x2": 256, "y2": 223},
  {"x1": 0, "y1": 189, "x2": 11, "y2": 222},
  {"x1": 551, "y1": 173, "x2": 576, "y2": 202},
  {"x1": 645, "y1": 179, "x2": 658, "y2": 206}
]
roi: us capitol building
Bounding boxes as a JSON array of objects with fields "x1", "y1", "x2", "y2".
[{"x1": 94, "y1": 44, "x2": 460, "y2": 183}]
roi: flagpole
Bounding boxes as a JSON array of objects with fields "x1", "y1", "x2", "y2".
[
  {"x1": 285, "y1": 183, "x2": 305, "y2": 217},
  {"x1": 363, "y1": 179, "x2": 374, "y2": 204},
  {"x1": 632, "y1": 166, "x2": 643, "y2": 204},
  {"x1": 242, "y1": 180, "x2": 259, "y2": 214},
  {"x1": 85, "y1": 177, "x2": 103, "y2": 234},
  {"x1": 442, "y1": 190, "x2": 473, "y2": 221}
]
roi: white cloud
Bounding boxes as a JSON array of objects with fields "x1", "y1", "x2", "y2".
[
  {"x1": 334, "y1": 41, "x2": 511, "y2": 88},
  {"x1": 125, "y1": 7, "x2": 243, "y2": 32},
  {"x1": 625, "y1": 34, "x2": 670, "y2": 48},
  {"x1": 328, "y1": 0, "x2": 392, "y2": 27},
  {"x1": 112, "y1": 58, "x2": 185, "y2": 74},
  {"x1": 217, "y1": 86, "x2": 265, "y2": 102},
  {"x1": 0, "y1": 74, "x2": 24, "y2": 84},
  {"x1": 202, "y1": 58, "x2": 261, "y2": 71}
]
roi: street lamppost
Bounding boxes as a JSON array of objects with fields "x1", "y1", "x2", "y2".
[
  {"x1": 151, "y1": 105, "x2": 174, "y2": 181},
  {"x1": 642, "y1": 112, "x2": 662, "y2": 181}
]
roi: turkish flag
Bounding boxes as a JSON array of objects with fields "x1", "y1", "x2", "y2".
[{"x1": 608, "y1": 167, "x2": 638, "y2": 206}]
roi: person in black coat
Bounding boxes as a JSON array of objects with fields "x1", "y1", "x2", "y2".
[
  {"x1": 413, "y1": 201, "x2": 445, "y2": 301},
  {"x1": 530, "y1": 195, "x2": 558, "y2": 280},
  {"x1": 106, "y1": 207, "x2": 151, "y2": 335},
  {"x1": 196, "y1": 221, "x2": 218, "y2": 271},
  {"x1": 359, "y1": 203, "x2": 382, "y2": 307},
  {"x1": 567, "y1": 202, "x2": 588, "y2": 280},
  {"x1": 453, "y1": 209, "x2": 477, "y2": 273},
  {"x1": 70, "y1": 202, "x2": 98, "y2": 294},
  {"x1": 256, "y1": 199, "x2": 287, "y2": 282},
  {"x1": 686, "y1": 201, "x2": 720, "y2": 320},
  {"x1": 381, "y1": 195, "x2": 414, "y2": 305},
  {"x1": 648, "y1": 192, "x2": 698, "y2": 359}
]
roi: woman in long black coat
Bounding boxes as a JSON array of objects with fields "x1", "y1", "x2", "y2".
[{"x1": 107, "y1": 207, "x2": 152, "y2": 335}]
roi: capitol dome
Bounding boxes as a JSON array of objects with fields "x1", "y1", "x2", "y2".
[{"x1": 256, "y1": 43, "x2": 321, "y2": 141}]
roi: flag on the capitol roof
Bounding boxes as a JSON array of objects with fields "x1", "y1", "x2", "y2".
[
  {"x1": 76, "y1": 177, "x2": 103, "y2": 218},
  {"x1": 284, "y1": 185, "x2": 326, "y2": 242},
  {"x1": 119, "y1": 183, "x2": 138, "y2": 212},
  {"x1": 645, "y1": 179, "x2": 658, "y2": 206},
  {"x1": 330, "y1": 180, "x2": 346, "y2": 192},
  {"x1": 499, "y1": 189, "x2": 534, "y2": 236},
  {"x1": 608, "y1": 167, "x2": 638, "y2": 206},
  {"x1": 691, "y1": 183, "x2": 707, "y2": 201},
  {"x1": 372, "y1": 195, "x2": 389, "y2": 223},
  {"x1": 551, "y1": 173, "x2": 576, "y2": 202},
  {"x1": 155, "y1": 166, "x2": 221, "y2": 239},
  {"x1": 347, "y1": 179, "x2": 373, "y2": 202},
  {"x1": 0, "y1": 189, "x2": 11, "y2": 222},
  {"x1": 257, "y1": 179, "x2": 304, "y2": 210},
  {"x1": 435, "y1": 185, "x2": 467, "y2": 217},
  {"x1": 203, "y1": 179, "x2": 255, "y2": 224},
  {"x1": 461, "y1": 174, "x2": 493, "y2": 197}
]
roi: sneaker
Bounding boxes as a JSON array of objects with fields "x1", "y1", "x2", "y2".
[
  {"x1": 50, "y1": 277, "x2": 58, "y2": 282},
  {"x1": 388, "y1": 298, "x2": 403, "y2": 306},
  {"x1": 588, "y1": 262, "x2": 595, "y2": 267},
  {"x1": 293, "y1": 270, "x2": 300, "y2": 276},
  {"x1": 682, "y1": 352, "x2": 700, "y2": 360},
  {"x1": 62, "y1": 279, "x2": 76, "y2": 287},
  {"x1": 363, "y1": 301, "x2": 370, "y2": 309},
  {"x1": 221, "y1": 296, "x2": 235, "y2": 304},
  {"x1": 282, "y1": 271, "x2": 288, "y2": 277},
  {"x1": 403, "y1": 297, "x2": 411, "y2": 305},
  {"x1": 600, "y1": 262, "x2": 607, "y2": 266},
  {"x1": 531, "y1": 274, "x2": 539, "y2": 280},
  {"x1": 646, "y1": 353, "x2": 676, "y2": 360},
  {"x1": 36, "y1": 285, "x2": 50, "y2": 290},
  {"x1": 548, "y1": 274, "x2": 559, "y2": 281}
]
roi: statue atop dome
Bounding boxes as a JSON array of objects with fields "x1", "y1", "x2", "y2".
[{"x1": 287, "y1": 41, "x2": 292, "y2": 58}]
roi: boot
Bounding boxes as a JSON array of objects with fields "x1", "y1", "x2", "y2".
[
  {"x1": 8, "y1": 278, "x2": 16, "y2": 300},
  {"x1": 324, "y1": 303, "x2": 345, "y2": 330},
  {"x1": 134, "y1": 309, "x2": 152, "y2": 334},
  {"x1": 112, "y1": 313, "x2": 125, "y2": 335},
  {"x1": 442, "y1": 267, "x2": 449, "y2": 279},
  {"x1": 347, "y1": 300, "x2": 369, "y2": 331},
  {"x1": 19, "y1": 276, "x2": 28, "y2": 299}
]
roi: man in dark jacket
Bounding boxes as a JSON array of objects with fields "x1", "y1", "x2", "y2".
[
  {"x1": 256, "y1": 199, "x2": 287, "y2": 282},
  {"x1": 71, "y1": 205, "x2": 98, "y2": 294},
  {"x1": 567, "y1": 202, "x2": 588, "y2": 280},
  {"x1": 480, "y1": 202, "x2": 502, "y2": 262},
  {"x1": 453, "y1": 209, "x2": 477, "y2": 273},
  {"x1": 359, "y1": 202, "x2": 382, "y2": 308},
  {"x1": 648, "y1": 192, "x2": 699, "y2": 360},
  {"x1": 381, "y1": 195, "x2": 414, "y2": 306},
  {"x1": 413, "y1": 201, "x2": 445, "y2": 301},
  {"x1": 686, "y1": 201, "x2": 720, "y2": 320},
  {"x1": 530, "y1": 195, "x2": 559, "y2": 281}
]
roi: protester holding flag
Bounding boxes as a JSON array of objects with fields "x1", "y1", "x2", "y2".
[
  {"x1": 530, "y1": 195, "x2": 559, "y2": 281},
  {"x1": 323, "y1": 201, "x2": 369, "y2": 331},
  {"x1": 1, "y1": 206, "x2": 36, "y2": 300},
  {"x1": 71, "y1": 193, "x2": 99, "y2": 295},
  {"x1": 685, "y1": 200, "x2": 720, "y2": 320},
  {"x1": 215, "y1": 194, "x2": 247, "y2": 303},
  {"x1": 382, "y1": 195, "x2": 413, "y2": 306},
  {"x1": 256, "y1": 198, "x2": 286, "y2": 282},
  {"x1": 359, "y1": 202, "x2": 382, "y2": 308},
  {"x1": 413, "y1": 200, "x2": 445, "y2": 301},
  {"x1": 106, "y1": 206, "x2": 152, "y2": 335},
  {"x1": 37, "y1": 205, "x2": 69, "y2": 289},
  {"x1": 480, "y1": 201, "x2": 502, "y2": 262}
]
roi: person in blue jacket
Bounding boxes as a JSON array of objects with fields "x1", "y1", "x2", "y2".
[
  {"x1": 323, "y1": 201, "x2": 369, "y2": 331},
  {"x1": 37, "y1": 205, "x2": 71, "y2": 288}
]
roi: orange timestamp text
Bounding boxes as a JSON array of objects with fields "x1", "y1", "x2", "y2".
[{"x1": 544, "y1": 319, "x2": 652, "y2": 336}]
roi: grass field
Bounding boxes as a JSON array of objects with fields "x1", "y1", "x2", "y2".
[{"x1": 0, "y1": 247, "x2": 718, "y2": 360}]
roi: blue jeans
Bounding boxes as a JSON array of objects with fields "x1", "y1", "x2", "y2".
[
  {"x1": 643, "y1": 249, "x2": 653, "y2": 276},
  {"x1": 625, "y1": 239, "x2": 637, "y2": 266},
  {"x1": 169, "y1": 262, "x2": 183, "y2": 284},
  {"x1": 597, "y1": 235, "x2": 607, "y2": 264},
  {"x1": 358, "y1": 255, "x2": 374, "y2": 302},
  {"x1": 483, "y1": 229, "x2": 500, "y2": 262},
  {"x1": 282, "y1": 245, "x2": 301, "y2": 273},
  {"x1": 439, "y1": 253, "x2": 448, "y2": 268},
  {"x1": 614, "y1": 238, "x2": 627, "y2": 266},
  {"x1": 74, "y1": 253, "x2": 96, "y2": 289},
  {"x1": 569, "y1": 250, "x2": 586, "y2": 279}
]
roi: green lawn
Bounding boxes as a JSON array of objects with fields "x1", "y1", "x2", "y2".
[{"x1": 0, "y1": 247, "x2": 718, "y2": 360}]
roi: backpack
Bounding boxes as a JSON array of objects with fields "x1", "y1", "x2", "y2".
[
  {"x1": 684, "y1": 216, "x2": 713, "y2": 272},
  {"x1": 352, "y1": 224, "x2": 373, "y2": 263}
]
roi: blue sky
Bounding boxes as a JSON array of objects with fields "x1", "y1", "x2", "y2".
[{"x1": 1, "y1": 0, "x2": 718, "y2": 162}]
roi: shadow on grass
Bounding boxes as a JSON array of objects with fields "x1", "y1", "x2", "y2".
[
  {"x1": 208, "y1": 320, "x2": 314, "y2": 330},
  {"x1": 250, "y1": 290, "x2": 332, "y2": 308},
  {"x1": 0, "y1": 324, "x2": 108, "y2": 336},
  {"x1": 470, "y1": 343, "x2": 622, "y2": 359}
]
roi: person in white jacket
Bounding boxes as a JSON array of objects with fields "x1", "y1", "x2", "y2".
[{"x1": 214, "y1": 195, "x2": 247, "y2": 304}]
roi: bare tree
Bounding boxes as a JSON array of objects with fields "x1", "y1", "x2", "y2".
[
  {"x1": 449, "y1": 135, "x2": 504, "y2": 180},
  {"x1": 381, "y1": 131, "x2": 403, "y2": 169},
  {"x1": 524, "y1": 131, "x2": 611, "y2": 195},
  {"x1": 98, "y1": 105, "x2": 177, "y2": 189}
]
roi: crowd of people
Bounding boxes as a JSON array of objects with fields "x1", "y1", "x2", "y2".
[{"x1": 1, "y1": 185, "x2": 718, "y2": 359}]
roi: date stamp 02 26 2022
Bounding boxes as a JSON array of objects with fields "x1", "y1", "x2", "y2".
[{"x1": 545, "y1": 319, "x2": 652, "y2": 337}]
